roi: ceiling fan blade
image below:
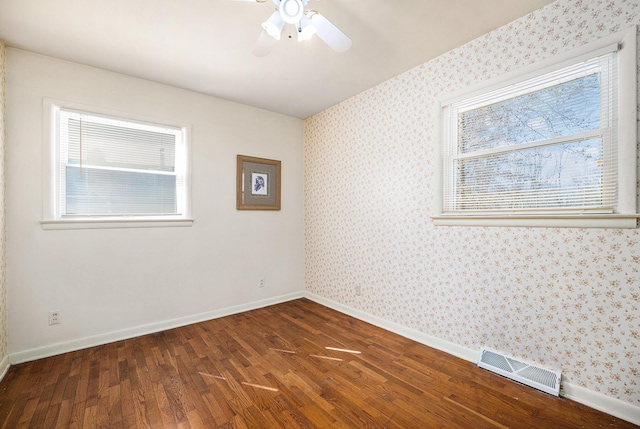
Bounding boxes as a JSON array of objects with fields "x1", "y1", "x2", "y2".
[
  {"x1": 308, "y1": 12, "x2": 351, "y2": 53},
  {"x1": 252, "y1": 29, "x2": 278, "y2": 56}
]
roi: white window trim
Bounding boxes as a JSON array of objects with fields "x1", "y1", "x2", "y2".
[
  {"x1": 42, "y1": 98, "x2": 194, "y2": 230},
  {"x1": 432, "y1": 26, "x2": 638, "y2": 229}
]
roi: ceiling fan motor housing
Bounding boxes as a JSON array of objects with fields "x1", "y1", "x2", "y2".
[{"x1": 280, "y1": 0, "x2": 304, "y2": 24}]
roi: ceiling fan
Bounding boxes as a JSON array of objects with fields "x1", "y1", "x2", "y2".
[{"x1": 236, "y1": 0, "x2": 352, "y2": 56}]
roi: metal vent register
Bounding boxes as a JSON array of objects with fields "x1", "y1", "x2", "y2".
[{"x1": 478, "y1": 348, "x2": 561, "y2": 396}]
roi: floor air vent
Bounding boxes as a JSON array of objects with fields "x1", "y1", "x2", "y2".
[{"x1": 477, "y1": 348, "x2": 561, "y2": 396}]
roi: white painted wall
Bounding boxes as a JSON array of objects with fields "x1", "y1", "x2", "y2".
[
  {"x1": 0, "y1": 42, "x2": 9, "y2": 378},
  {"x1": 5, "y1": 49, "x2": 304, "y2": 360}
]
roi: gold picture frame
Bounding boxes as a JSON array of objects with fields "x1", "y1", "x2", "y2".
[{"x1": 236, "y1": 155, "x2": 281, "y2": 210}]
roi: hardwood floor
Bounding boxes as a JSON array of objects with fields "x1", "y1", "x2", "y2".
[{"x1": 0, "y1": 299, "x2": 636, "y2": 428}]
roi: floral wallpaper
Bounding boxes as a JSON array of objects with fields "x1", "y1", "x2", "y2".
[
  {"x1": 0, "y1": 41, "x2": 6, "y2": 363},
  {"x1": 304, "y1": 0, "x2": 639, "y2": 409}
]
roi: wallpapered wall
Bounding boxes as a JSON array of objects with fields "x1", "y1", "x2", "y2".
[
  {"x1": 304, "y1": 0, "x2": 639, "y2": 408},
  {"x1": 0, "y1": 41, "x2": 7, "y2": 365}
]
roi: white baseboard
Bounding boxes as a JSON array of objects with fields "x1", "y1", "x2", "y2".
[
  {"x1": 304, "y1": 292, "x2": 477, "y2": 362},
  {"x1": 561, "y1": 382, "x2": 640, "y2": 426},
  {"x1": 9, "y1": 291, "x2": 304, "y2": 365},
  {"x1": 0, "y1": 354, "x2": 9, "y2": 382},
  {"x1": 304, "y1": 292, "x2": 640, "y2": 426}
]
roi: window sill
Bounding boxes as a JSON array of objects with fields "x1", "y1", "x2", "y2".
[
  {"x1": 431, "y1": 214, "x2": 639, "y2": 229},
  {"x1": 40, "y1": 218, "x2": 195, "y2": 230}
]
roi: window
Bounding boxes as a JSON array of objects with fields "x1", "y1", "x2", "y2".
[
  {"x1": 43, "y1": 101, "x2": 192, "y2": 229},
  {"x1": 434, "y1": 28, "x2": 637, "y2": 228}
]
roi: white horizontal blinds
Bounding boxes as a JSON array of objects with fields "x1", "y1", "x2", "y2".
[
  {"x1": 59, "y1": 110, "x2": 181, "y2": 216},
  {"x1": 442, "y1": 48, "x2": 617, "y2": 214}
]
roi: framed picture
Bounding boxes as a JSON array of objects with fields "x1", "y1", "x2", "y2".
[{"x1": 236, "y1": 155, "x2": 281, "y2": 210}]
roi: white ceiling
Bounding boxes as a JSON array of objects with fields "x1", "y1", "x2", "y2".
[{"x1": 0, "y1": 0, "x2": 554, "y2": 118}]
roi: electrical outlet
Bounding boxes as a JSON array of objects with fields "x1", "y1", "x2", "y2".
[
  {"x1": 259, "y1": 277, "x2": 265, "y2": 288},
  {"x1": 49, "y1": 310, "x2": 61, "y2": 325}
]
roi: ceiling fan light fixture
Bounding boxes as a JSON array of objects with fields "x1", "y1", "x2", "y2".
[
  {"x1": 261, "y1": 10, "x2": 285, "y2": 40},
  {"x1": 297, "y1": 15, "x2": 316, "y2": 42},
  {"x1": 279, "y1": 0, "x2": 303, "y2": 24},
  {"x1": 253, "y1": 0, "x2": 350, "y2": 55}
]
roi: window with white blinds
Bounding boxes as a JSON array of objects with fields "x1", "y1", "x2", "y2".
[
  {"x1": 435, "y1": 28, "x2": 638, "y2": 228},
  {"x1": 55, "y1": 109, "x2": 187, "y2": 219}
]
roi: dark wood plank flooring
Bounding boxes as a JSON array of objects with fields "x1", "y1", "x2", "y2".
[{"x1": 0, "y1": 299, "x2": 636, "y2": 428}]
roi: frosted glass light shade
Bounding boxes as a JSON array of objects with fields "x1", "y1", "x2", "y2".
[{"x1": 262, "y1": 11, "x2": 284, "y2": 40}]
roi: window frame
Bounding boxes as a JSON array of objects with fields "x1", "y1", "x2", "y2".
[
  {"x1": 42, "y1": 99, "x2": 193, "y2": 230},
  {"x1": 432, "y1": 27, "x2": 638, "y2": 229}
]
